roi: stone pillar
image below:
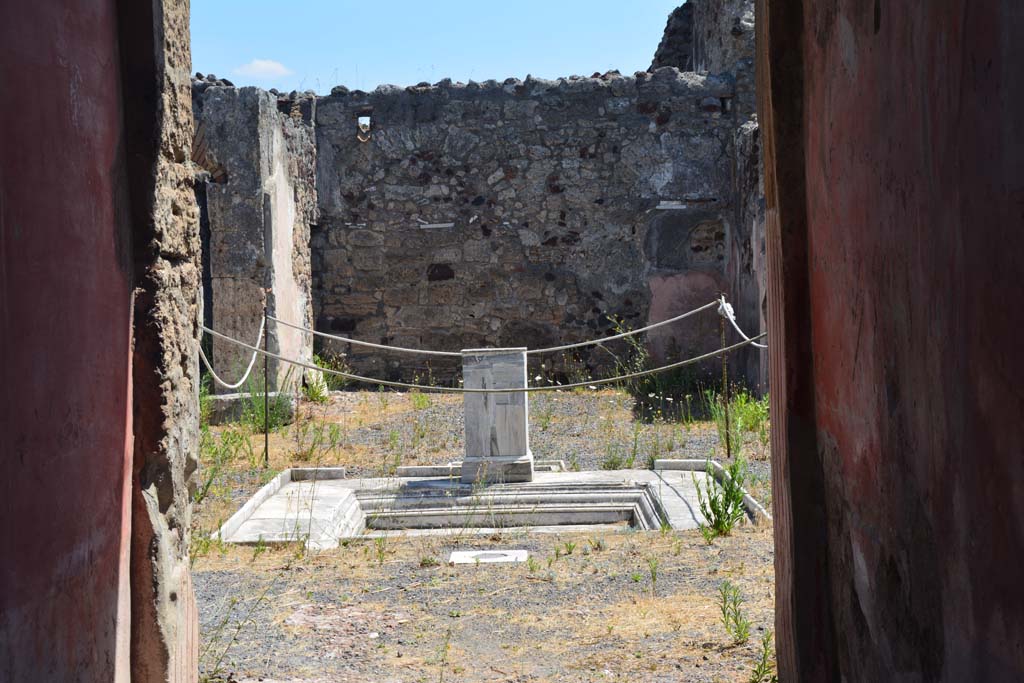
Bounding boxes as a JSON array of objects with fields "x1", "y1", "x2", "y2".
[
  {"x1": 461, "y1": 348, "x2": 533, "y2": 484},
  {"x1": 192, "y1": 86, "x2": 316, "y2": 394}
]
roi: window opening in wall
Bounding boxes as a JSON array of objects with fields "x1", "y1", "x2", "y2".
[{"x1": 356, "y1": 111, "x2": 372, "y2": 142}]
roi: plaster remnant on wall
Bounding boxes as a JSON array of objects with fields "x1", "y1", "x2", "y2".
[{"x1": 192, "y1": 82, "x2": 317, "y2": 392}]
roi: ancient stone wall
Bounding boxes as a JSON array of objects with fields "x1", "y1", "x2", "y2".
[
  {"x1": 313, "y1": 70, "x2": 737, "y2": 381},
  {"x1": 691, "y1": 0, "x2": 755, "y2": 75},
  {"x1": 125, "y1": 0, "x2": 202, "y2": 680},
  {"x1": 651, "y1": 4, "x2": 695, "y2": 71},
  {"x1": 649, "y1": 1, "x2": 765, "y2": 388},
  {"x1": 729, "y1": 120, "x2": 767, "y2": 389},
  {"x1": 192, "y1": 83, "x2": 317, "y2": 391},
  {"x1": 193, "y1": 2, "x2": 766, "y2": 390}
]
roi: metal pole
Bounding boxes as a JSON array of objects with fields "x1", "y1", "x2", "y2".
[
  {"x1": 721, "y1": 309, "x2": 732, "y2": 461},
  {"x1": 263, "y1": 299, "x2": 269, "y2": 469}
]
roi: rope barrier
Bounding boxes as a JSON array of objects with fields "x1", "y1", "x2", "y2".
[
  {"x1": 268, "y1": 299, "x2": 720, "y2": 358},
  {"x1": 197, "y1": 317, "x2": 266, "y2": 389},
  {"x1": 717, "y1": 296, "x2": 768, "y2": 349},
  {"x1": 200, "y1": 323, "x2": 767, "y2": 394},
  {"x1": 269, "y1": 315, "x2": 461, "y2": 357},
  {"x1": 526, "y1": 300, "x2": 720, "y2": 355}
]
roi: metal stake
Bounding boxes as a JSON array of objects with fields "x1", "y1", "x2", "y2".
[{"x1": 263, "y1": 300, "x2": 269, "y2": 469}]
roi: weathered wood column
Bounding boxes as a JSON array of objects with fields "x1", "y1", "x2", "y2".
[{"x1": 461, "y1": 348, "x2": 533, "y2": 484}]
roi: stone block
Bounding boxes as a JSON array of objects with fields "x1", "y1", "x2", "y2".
[
  {"x1": 461, "y1": 348, "x2": 532, "y2": 484},
  {"x1": 351, "y1": 248, "x2": 384, "y2": 271}
]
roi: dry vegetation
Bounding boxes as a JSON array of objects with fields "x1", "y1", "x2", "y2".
[{"x1": 192, "y1": 386, "x2": 775, "y2": 682}]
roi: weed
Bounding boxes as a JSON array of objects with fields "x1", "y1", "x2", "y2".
[
  {"x1": 200, "y1": 570, "x2": 283, "y2": 681},
  {"x1": 410, "y1": 389, "x2": 431, "y2": 411},
  {"x1": 647, "y1": 557, "x2": 659, "y2": 595},
  {"x1": 704, "y1": 388, "x2": 770, "y2": 458},
  {"x1": 302, "y1": 374, "x2": 330, "y2": 404},
  {"x1": 749, "y1": 629, "x2": 778, "y2": 683},
  {"x1": 535, "y1": 396, "x2": 555, "y2": 431},
  {"x1": 411, "y1": 418, "x2": 428, "y2": 450},
  {"x1": 694, "y1": 457, "x2": 748, "y2": 543},
  {"x1": 374, "y1": 536, "x2": 388, "y2": 565},
  {"x1": 436, "y1": 627, "x2": 453, "y2": 683},
  {"x1": 718, "y1": 580, "x2": 751, "y2": 644},
  {"x1": 600, "y1": 443, "x2": 627, "y2": 470},
  {"x1": 563, "y1": 541, "x2": 577, "y2": 555},
  {"x1": 251, "y1": 537, "x2": 267, "y2": 562},
  {"x1": 199, "y1": 374, "x2": 213, "y2": 427},
  {"x1": 194, "y1": 425, "x2": 239, "y2": 504},
  {"x1": 190, "y1": 528, "x2": 227, "y2": 565},
  {"x1": 314, "y1": 351, "x2": 351, "y2": 391},
  {"x1": 292, "y1": 421, "x2": 342, "y2": 462},
  {"x1": 526, "y1": 556, "x2": 540, "y2": 573},
  {"x1": 629, "y1": 421, "x2": 642, "y2": 466},
  {"x1": 588, "y1": 537, "x2": 606, "y2": 552},
  {"x1": 630, "y1": 571, "x2": 643, "y2": 583},
  {"x1": 242, "y1": 370, "x2": 293, "y2": 433},
  {"x1": 419, "y1": 555, "x2": 441, "y2": 568}
]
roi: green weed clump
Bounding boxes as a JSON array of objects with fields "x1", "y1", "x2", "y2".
[
  {"x1": 194, "y1": 425, "x2": 241, "y2": 504},
  {"x1": 314, "y1": 350, "x2": 351, "y2": 391},
  {"x1": 242, "y1": 371, "x2": 293, "y2": 433},
  {"x1": 694, "y1": 457, "x2": 748, "y2": 542},
  {"x1": 704, "y1": 388, "x2": 770, "y2": 457},
  {"x1": 750, "y1": 629, "x2": 779, "y2": 682},
  {"x1": 410, "y1": 389, "x2": 431, "y2": 411},
  {"x1": 199, "y1": 375, "x2": 213, "y2": 427},
  {"x1": 602, "y1": 315, "x2": 718, "y2": 421},
  {"x1": 718, "y1": 579, "x2": 751, "y2": 644},
  {"x1": 291, "y1": 421, "x2": 342, "y2": 462},
  {"x1": 302, "y1": 374, "x2": 330, "y2": 404}
]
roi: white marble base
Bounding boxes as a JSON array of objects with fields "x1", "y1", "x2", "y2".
[{"x1": 459, "y1": 453, "x2": 535, "y2": 484}]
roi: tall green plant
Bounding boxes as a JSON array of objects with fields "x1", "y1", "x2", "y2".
[
  {"x1": 694, "y1": 457, "x2": 748, "y2": 542},
  {"x1": 718, "y1": 579, "x2": 751, "y2": 644},
  {"x1": 704, "y1": 388, "x2": 770, "y2": 457},
  {"x1": 242, "y1": 370, "x2": 293, "y2": 433}
]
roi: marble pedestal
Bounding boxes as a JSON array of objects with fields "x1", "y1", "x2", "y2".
[{"x1": 461, "y1": 348, "x2": 533, "y2": 484}]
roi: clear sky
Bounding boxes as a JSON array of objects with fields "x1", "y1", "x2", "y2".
[{"x1": 191, "y1": 1, "x2": 681, "y2": 94}]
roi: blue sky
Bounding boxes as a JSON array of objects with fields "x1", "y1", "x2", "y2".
[{"x1": 191, "y1": 1, "x2": 681, "y2": 94}]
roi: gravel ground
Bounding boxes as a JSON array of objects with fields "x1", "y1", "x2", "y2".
[
  {"x1": 194, "y1": 526, "x2": 775, "y2": 682},
  {"x1": 192, "y1": 389, "x2": 776, "y2": 682}
]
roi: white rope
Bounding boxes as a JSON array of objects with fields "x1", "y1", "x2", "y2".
[
  {"x1": 201, "y1": 323, "x2": 766, "y2": 394},
  {"x1": 268, "y1": 299, "x2": 720, "y2": 358},
  {"x1": 527, "y1": 300, "x2": 720, "y2": 355},
  {"x1": 717, "y1": 296, "x2": 767, "y2": 349},
  {"x1": 198, "y1": 317, "x2": 266, "y2": 389},
  {"x1": 269, "y1": 315, "x2": 461, "y2": 357}
]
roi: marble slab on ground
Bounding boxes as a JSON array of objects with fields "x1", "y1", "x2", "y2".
[{"x1": 219, "y1": 469, "x2": 716, "y2": 549}]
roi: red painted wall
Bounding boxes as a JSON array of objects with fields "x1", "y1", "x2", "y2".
[
  {"x1": 761, "y1": 0, "x2": 1024, "y2": 679},
  {"x1": 0, "y1": 3, "x2": 135, "y2": 680}
]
